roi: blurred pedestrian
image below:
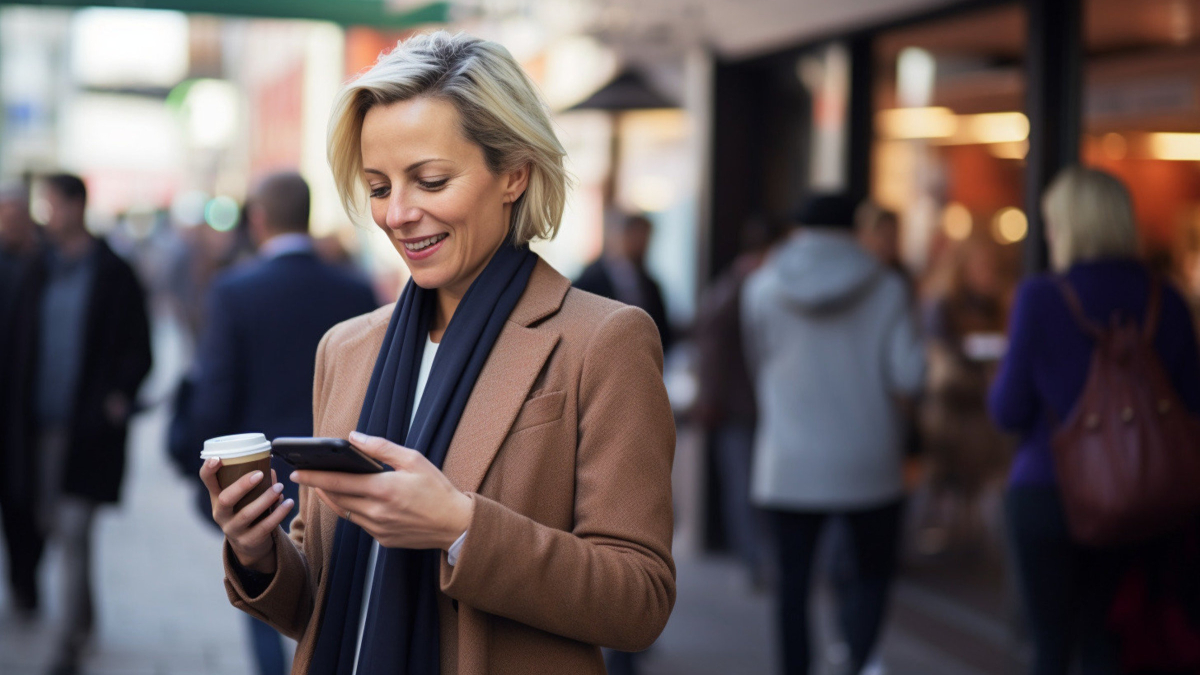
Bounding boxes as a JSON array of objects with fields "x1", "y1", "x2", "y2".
[
  {"x1": 918, "y1": 237, "x2": 1012, "y2": 553},
  {"x1": 575, "y1": 211, "x2": 674, "y2": 352},
  {"x1": 855, "y1": 202, "x2": 905, "y2": 280},
  {"x1": 742, "y1": 194, "x2": 926, "y2": 675},
  {"x1": 0, "y1": 182, "x2": 45, "y2": 621},
  {"x1": 184, "y1": 172, "x2": 376, "y2": 675},
  {"x1": 7, "y1": 173, "x2": 153, "y2": 675},
  {"x1": 695, "y1": 216, "x2": 776, "y2": 588},
  {"x1": 989, "y1": 167, "x2": 1200, "y2": 675}
]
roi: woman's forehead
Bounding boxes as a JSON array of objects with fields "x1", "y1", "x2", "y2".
[{"x1": 360, "y1": 98, "x2": 475, "y2": 169}]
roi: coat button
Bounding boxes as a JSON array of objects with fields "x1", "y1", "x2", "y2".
[
  {"x1": 1121, "y1": 407, "x2": 1134, "y2": 423},
  {"x1": 1160, "y1": 399, "x2": 1172, "y2": 415}
]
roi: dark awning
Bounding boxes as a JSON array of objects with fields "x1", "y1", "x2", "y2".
[
  {"x1": 0, "y1": 0, "x2": 450, "y2": 28},
  {"x1": 566, "y1": 69, "x2": 677, "y2": 112}
]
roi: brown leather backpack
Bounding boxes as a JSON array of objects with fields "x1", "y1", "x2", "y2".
[{"x1": 1052, "y1": 276, "x2": 1200, "y2": 547}]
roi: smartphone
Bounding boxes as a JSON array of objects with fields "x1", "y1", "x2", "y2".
[{"x1": 271, "y1": 437, "x2": 385, "y2": 474}]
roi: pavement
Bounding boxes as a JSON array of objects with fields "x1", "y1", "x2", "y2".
[{"x1": 0, "y1": 315, "x2": 1027, "y2": 675}]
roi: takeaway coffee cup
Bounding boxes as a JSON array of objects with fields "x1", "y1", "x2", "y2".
[{"x1": 202, "y1": 433, "x2": 273, "y2": 518}]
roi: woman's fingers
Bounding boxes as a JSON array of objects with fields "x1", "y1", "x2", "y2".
[
  {"x1": 247, "y1": 497, "x2": 295, "y2": 541},
  {"x1": 216, "y1": 469, "x2": 266, "y2": 513},
  {"x1": 314, "y1": 487, "x2": 350, "y2": 520},
  {"x1": 199, "y1": 458, "x2": 223, "y2": 501},
  {"x1": 229, "y1": 480, "x2": 285, "y2": 532},
  {"x1": 292, "y1": 469, "x2": 375, "y2": 497},
  {"x1": 317, "y1": 490, "x2": 378, "y2": 523}
]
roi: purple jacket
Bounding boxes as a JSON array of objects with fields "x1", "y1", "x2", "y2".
[{"x1": 988, "y1": 259, "x2": 1200, "y2": 487}]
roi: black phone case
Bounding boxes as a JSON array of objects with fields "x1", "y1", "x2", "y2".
[{"x1": 271, "y1": 437, "x2": 384, "y2": 474}]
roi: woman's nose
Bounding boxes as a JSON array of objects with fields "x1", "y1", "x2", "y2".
[{"x1": 385, "y1": 192, "x2": 421, "y2": 230}]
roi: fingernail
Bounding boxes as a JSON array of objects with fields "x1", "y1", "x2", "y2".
[
  {"x1": 251, "y1": 471, "x2": 263, "y2": 483},
  {"x1": 283, "y1": 499, "x2": 294, "y2": 508},
  {"x1": 349, "y1": 431, "x2": 365, "y2": 442},
  {"x1": 289, "y1": 472, "x2": 299, "y2": 482},
  {"x1": 273, "y1": 483, "x2": 284, "y2": 494}
]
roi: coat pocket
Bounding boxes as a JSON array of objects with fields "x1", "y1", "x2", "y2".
[{"x1": 510, "y1": 390, "x2": 566, "y2": 434}]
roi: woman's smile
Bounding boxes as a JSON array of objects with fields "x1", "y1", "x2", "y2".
[{"x1": 399, "y1": 232, "x2": 449, "y2": 260}]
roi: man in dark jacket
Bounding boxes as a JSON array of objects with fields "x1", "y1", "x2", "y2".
[
  {"x1": 0, "y1": 183, "x2": 45, "y2": 620},
  {"x1": 7, "y1": 174, "x2": 153, "y2": 674},
  {"x1": 186, "y1": 172, "x2": 376, "y2": 675},
  {"x1": 574, "y1": 212, "x2": 674, "y2": 352}
]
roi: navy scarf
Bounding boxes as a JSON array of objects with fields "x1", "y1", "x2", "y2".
[{"x1": 309, "y1": 243, "x2": 537, "y2": 675}]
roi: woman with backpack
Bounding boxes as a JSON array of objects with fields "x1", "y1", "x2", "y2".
[{"x1": 989, "y1": 166, "x2": 1200, "y2": 675}]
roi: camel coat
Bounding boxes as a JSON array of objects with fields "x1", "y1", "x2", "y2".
[{"x1": 222, "y1": 258, "x2": 677, "y2": 674}]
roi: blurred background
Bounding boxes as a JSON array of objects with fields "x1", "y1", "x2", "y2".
[{"x1": 2, "y1": 0, "x2": 1200, "y2": 673}]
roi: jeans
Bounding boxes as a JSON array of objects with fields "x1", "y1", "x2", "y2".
[
  {"x1": 247, "y1": 614, "x2": 287, "y2": 675},
  {"x1": 769, "y1": 501, "x2": 903, "y2": 675},
  {"x1": 713, "y1": 423, "x2": 768, "y2": 576},
  {"x1": 1006, "y1": 485, "x2": 1124, "y2": 675},
  {"x1": 53, "y1": 496, "x2": 97, "y2": 646},
  {"x1": 0, "y1": 492, "x2": 44, "y2": 611}
]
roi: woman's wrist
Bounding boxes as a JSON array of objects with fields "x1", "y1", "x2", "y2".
[
  {"x1": 441, "y1": 491, "x2": 474, "y2": 551},
  {"x1": 235, "y1": 543, "x2": 277, "y2": 575}
]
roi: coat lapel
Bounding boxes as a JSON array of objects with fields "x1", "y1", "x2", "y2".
[{"x1": 441, "y1": 259, "x2": 570, "y2": 494}]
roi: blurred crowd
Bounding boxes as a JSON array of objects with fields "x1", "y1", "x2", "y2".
[{"x1": 3, "y1": 162, "x2": 1200, "y2": 675}]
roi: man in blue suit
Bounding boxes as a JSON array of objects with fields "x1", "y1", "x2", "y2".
[{"x1": 188, "y1": 172, "x2": 376, "y2": 675}]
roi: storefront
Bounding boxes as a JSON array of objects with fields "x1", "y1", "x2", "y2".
[{"x1": 710, "y1": 0, "x2": 1200, "y2": 294}]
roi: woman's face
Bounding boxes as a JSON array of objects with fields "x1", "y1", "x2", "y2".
[{"x1": 361, "y1": 97, "x2": 527, "y2": 297}]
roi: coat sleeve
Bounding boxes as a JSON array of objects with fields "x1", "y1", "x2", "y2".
[
  {"x1": 221, "y1": 328, "x2": 334, "y2": 638},
  {"x1": 190, "y1": 282, "x2": 242, "y2": 440},
  {"x1": 438, "y1": 306, "x2": 677, "y2": 652},
  {"x1": 113, "y1": 262, "x2": 153, "y2": 401},
  {"x1": 882, "y1": 278, "x2": 926, "y2": 397},
  {"x1": 988, "y1": 280, "x2": 1042, "y2": 432}
]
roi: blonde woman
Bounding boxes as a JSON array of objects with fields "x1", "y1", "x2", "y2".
[
  {"x1": 200, "y1": 32, "x2": 676, "y2": 674},
  {"x1": 989, "y1": 167, "x2": 1200, "y2": 674}
]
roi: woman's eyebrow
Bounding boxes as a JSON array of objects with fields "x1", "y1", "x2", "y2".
[{"x1": 363, "y1": 159, "x2": 447, "y2": 176}]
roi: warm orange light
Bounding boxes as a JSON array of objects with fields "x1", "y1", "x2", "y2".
[
  {"x1": 992, "y1": 207, "x2": 1027, "y2": 244},
  {"x1": 876, "y1": 107, "x2": 957, "y2": 140},
  {"x1": 942, "y1": 202, "x2": 972, "y2": 241},
  {"x1": 1148, "y1": 133, "x2": 1200, "y2": 161}
]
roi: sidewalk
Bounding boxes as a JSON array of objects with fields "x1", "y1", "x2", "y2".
[{"x1": 0, "y1": 402, "x2": 259, "y2": 675}]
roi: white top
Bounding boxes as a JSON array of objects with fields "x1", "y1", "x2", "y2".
[{"x1": 351, "y1": 336, "x2": 439, "y2": 675}]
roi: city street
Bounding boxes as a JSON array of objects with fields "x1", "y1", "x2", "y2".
[
  {"x1": 0, "y1": 319, "x2": 1025, "y2": 675},
  {"x1": 1, "y1": 406, "x2": 1025, "y2": 675}
]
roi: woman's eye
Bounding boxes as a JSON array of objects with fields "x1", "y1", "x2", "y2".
[
  {"x1": 417, "y1": 178, "x2": 449, "y2": 190},
  {"x1": 369, "y1": 186, "x2": 390, "y2": 199}
]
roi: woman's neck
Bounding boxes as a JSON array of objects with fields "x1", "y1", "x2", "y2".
[{"x1": 430, "y1": 289, "x2": 462, "y2": 343}]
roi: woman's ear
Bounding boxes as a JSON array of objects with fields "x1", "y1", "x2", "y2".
[{"x1": 503, "y1": 163, "x2": 531, "y2": 204}]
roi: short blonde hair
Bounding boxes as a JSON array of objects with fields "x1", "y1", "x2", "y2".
[
  {"x1": 327, "y1": 31, "x2": 568, "y2": 245},
  {"x1": 1042, "y1": 166, "x2": 1138, "y2": 271}
]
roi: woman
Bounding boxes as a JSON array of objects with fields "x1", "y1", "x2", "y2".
[
  {"x1": 199, "y1": 32, "x2": 676, "y2": 675},
  {"x1": 989, "y1": 167, "x2": 1200, "y2": 675}
]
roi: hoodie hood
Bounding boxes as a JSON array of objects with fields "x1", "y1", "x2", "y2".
[{"x1": 768, "y1": 230, "x2": 882, "y2": 313}]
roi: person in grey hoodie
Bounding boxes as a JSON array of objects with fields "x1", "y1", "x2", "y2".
[{"x1": 741, "y1": 194, "x2": 925, "y2": 675}]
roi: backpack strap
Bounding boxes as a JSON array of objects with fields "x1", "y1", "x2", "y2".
[
  {"x1": 1055, "y1": 277, "x2": 1105, "y2": 340},
  {"x1": 1143, "y1": 274, "x2": 1163, "y2": 343}
]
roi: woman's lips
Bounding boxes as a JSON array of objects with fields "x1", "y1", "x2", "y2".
[{"x1": 401, "y1": 233, "x2": 447, "y2": 261}]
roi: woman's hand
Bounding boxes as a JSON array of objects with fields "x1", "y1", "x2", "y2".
[
  {"x1": 290, "y1": 431, "x2": 473, "y2": 551},
  {"x1": 199, "y1": 459, "x2": 294, "y2": 574}
]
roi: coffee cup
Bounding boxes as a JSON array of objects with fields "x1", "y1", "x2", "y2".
[{"x1": 202, "y1": 433, "x2": 274, "y2": 518}]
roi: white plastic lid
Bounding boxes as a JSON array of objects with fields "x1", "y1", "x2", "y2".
[{"x1": 200, "y1": 433, "x2": 271, "y2": 460}]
